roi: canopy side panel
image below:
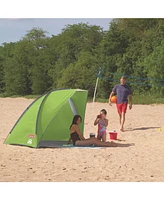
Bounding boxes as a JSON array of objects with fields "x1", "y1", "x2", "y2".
[
  {"x1": 41, "y1": 101, "x2": 74, "y2": 141},
  {"x1": 70, "y1": 90, "x2": 88, "y2": 135},
  {"x1": 36, "y1": 89, "x2": 75, "y2": 142},
  {"x1": 4, "y1": 95, "x2": 45, "y2": 147}
]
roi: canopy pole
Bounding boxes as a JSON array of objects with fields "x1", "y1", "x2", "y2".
[{"x1": 92, "y1": 68, "x2": 102, "y2": 107}]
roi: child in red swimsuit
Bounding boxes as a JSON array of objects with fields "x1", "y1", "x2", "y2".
[{"x1": 94, "y1": 109, "x2": 108, "y2": 142}]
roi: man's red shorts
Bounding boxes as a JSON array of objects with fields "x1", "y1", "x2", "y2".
[{"x1": 116, "y1": 103, "x2": 128, "y2": 114}]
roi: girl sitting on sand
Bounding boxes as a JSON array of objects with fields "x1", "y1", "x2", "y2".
[
  {"x1": 94, "y1": 109, "x2": 108, "y2": 142},
  {"x1": 69, "y1": 115, "x2": 116, "y2": 147}
]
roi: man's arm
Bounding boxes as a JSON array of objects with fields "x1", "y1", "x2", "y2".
[
  {"x1": 129, "y1": 94, "x2": 132, "y2": 110},
  {"x1": 109, "y1": 91, "x2": 115, "y2": 105},
  {"x1": 109, "y1": 85, "x2": 117, "y2": 105}
]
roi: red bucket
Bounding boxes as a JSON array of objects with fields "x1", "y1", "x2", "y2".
[{"x1": 109, "y1": 131, "x2": 117, "y2": 140}]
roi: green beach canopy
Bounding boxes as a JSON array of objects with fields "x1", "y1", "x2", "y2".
[{"x1": 4, "y1": 89, "x2": 88, "y2": 148}]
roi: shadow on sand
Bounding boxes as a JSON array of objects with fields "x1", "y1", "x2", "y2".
[
  {"x1": 109, "y1": 141, "x2": 135, "y2": 147},
  {"x1": 132, "y1": 127, "x2": 160, "y2": 131},
  {"x1": 116, "y1": 138, "x2": 126, "y2": 142},
  {"x1": 116, "y1": 143, "x2": 135, "y2": 147}
]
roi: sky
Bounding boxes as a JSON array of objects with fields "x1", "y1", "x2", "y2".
[{"x1": 0, "y1": 18, "x2": 112, "y2": 45}]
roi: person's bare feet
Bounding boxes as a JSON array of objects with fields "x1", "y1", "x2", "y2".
[{"x1": 120, "y1": 128, "x2": 124, "y2": 132}]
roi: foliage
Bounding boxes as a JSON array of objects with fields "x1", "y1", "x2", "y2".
[{"x1": 0, "y1": 20, "x2": 164, "y2": 102}]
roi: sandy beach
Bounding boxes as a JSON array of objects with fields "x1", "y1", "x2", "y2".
[{"x1": 0, "y1": 98, "x2": 164, "y2": 182}]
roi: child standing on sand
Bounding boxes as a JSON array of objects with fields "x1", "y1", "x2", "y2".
[{"x1": 94, "y1": 109, "x2": 108, "y2": 142}]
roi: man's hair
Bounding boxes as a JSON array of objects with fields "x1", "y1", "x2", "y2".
[{"x1": 121, "y1": 76, "x2": 126, "y2": 80}]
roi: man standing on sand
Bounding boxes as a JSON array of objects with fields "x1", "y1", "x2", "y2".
[{"x1": 109, "y1": 76, "x2": 132, "y2": 132}]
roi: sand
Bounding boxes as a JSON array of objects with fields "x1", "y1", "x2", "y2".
[{"x1": 0, "y1": 98, "x2": 164, "y2": 182}]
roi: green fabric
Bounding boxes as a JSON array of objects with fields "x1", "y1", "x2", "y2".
[
  {"x1": 70, "y1": 90, "x2": 88, "y2": 134},
  {"x1": 36, "y1": 89, "x2": 75, "y2": 142},
  {"x1": 4, "y1": 89, "x2": 88, "y2": 148},
  {"x1": 4, "y1": 94, "x2": 46, "y2": 147}
]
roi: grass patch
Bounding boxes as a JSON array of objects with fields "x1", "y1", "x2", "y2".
[
  {"x1": 23, "y1": 95, "x2": 40, "y2": 99},
  {"x1": 89, "y1": 93, "x2": 164, "y2": 104},
  {"x1": 0, "y1": 93, "x2": 40, "y2": 99},
  {"x1": 132, "y1": 93, "x2": 164, "y2": 104},
  {"x1": 1, "y1": 93, "x2": 164, "y2": 104},
  {"x1": 87, "y1": 97, "x2": 108, "y2": 103}
]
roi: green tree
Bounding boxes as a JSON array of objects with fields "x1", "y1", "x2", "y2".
[
  {"x1": 57, "y1": 51, "x2": 100, "y2": 96},
  {"x1": 0, "y1": 46, "x2": 5, "y2": 93},
  {"x1": 143, "y1": 40, "x2": 164, "y2": 95},
  {"x1": 48, "y1": 23, "x2": 104, "y2": 90},
  {"x1": 23, "y1": 28, "x2": 52, "y2": 94}
]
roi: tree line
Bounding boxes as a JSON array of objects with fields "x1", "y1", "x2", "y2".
[{"x1": 0, "y1": 19, "x2": 164, "y2": 98}]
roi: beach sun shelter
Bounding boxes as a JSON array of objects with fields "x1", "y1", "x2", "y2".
[{"x1": 4, "y1": 89, "x2": 88, "y2": 148}]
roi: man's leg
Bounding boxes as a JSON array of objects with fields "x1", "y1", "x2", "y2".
[
  {"x1": 120, "y1": 112, "x2": 126, "y2": 131},
  {"x1": 116, "y1": 104, "x2": 122, "y2": 128},
  {"x1": 120, "y1": 103, "x2": 128, "y2": 131},
  {"x1": 119, "y1": 113, "x2": 121, "y2": 125}
]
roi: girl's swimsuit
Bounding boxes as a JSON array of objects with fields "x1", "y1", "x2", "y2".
[
  {"x1": 98, "y1": 120, "x2": 106, "y2": 136},
  {"x1": 70, "y1": 132, "x2": 81, "y2": 146}
]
